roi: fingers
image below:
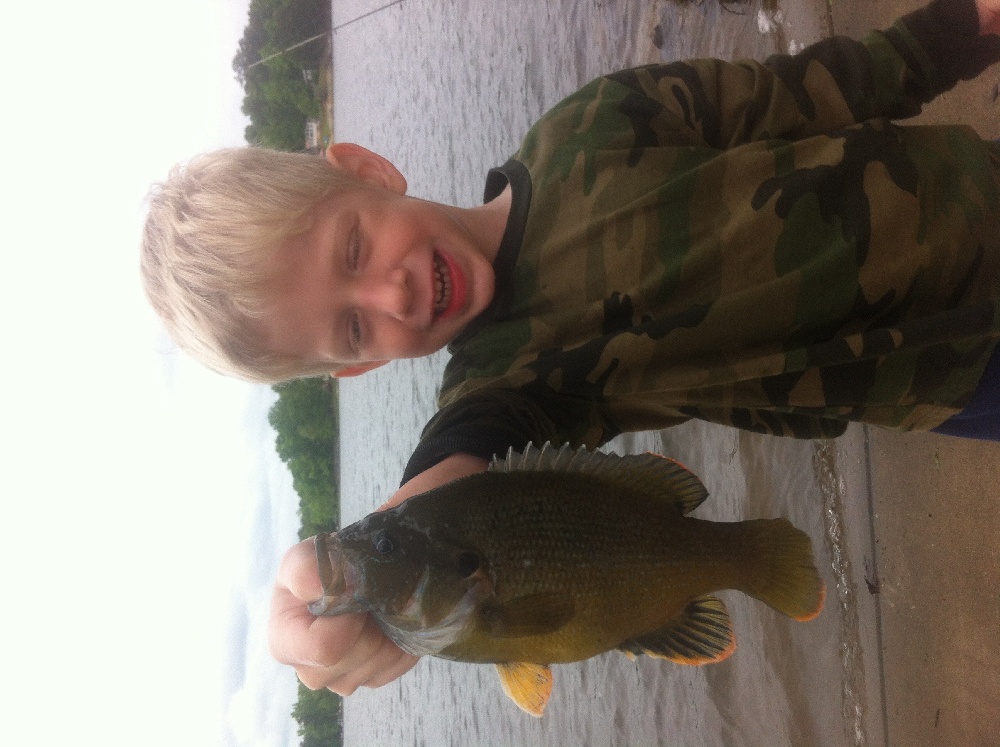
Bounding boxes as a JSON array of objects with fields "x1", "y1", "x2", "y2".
[
  {"x1": 299, "y1": 615, "x2": 419, "y2": 694},
  {"x1": 268, "y1": 583, "x2": 366, "y2": 668},
  {"x1": 268, "y1": 537, "x2": 419, "y2": 695},
  {"x1": 275, "y1": 536, "x2": 326, "y2": 603}
]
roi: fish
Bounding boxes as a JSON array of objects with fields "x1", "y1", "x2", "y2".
[{"x1": 309, "y1": 442, "x2": 825, "y2": 716}]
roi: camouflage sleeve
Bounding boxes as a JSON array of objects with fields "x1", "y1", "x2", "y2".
[
  {"x1": 891, "y1": 0, "x2": 1000, "y2": 89},
  {"x1": 604, "y1": 0, "x2": 1000, "y2": 149},
  {"x1": 684, "y1": 407, "x2": 849, "y2": 440},
  {"x1": 401, "y1": 388, "x2": 852, "y2": 484},
  {"x1": 402, "y1": 389, "x2": 570, "y2": 484}
]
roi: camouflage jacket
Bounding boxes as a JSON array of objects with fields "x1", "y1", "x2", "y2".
[{"x1": 404, "y1": 0, "x2": 1000, "y2": 480}]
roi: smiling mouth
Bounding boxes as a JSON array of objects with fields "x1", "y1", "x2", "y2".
[{"x1": 433, "y1": 252, "x2": 452, "y2": 319}]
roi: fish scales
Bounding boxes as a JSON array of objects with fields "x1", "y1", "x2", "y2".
[{"x1": 435, "y1": 470, "x2": 773, "y2": 664}]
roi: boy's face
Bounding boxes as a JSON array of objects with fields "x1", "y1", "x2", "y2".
[{"x1": 259, "y1": 147, "x2": 497, "y2": 375}]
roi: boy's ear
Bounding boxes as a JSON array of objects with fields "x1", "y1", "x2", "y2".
[
  {"x1": 332, "y1": 361, "x2": 388, "y2": 378},
  {"x1": 325, "y1": 143, "x2": 407, "y2": 195}
]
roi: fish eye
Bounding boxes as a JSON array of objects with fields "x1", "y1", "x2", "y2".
[
  {"x1": 373, "y1": 531, "x2": 396, "y2": 555},
  {"x1": 456, "y1": 551, "x2": 480, "y2": 577}
]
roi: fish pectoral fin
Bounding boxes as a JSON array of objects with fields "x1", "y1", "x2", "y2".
[
  {"x1": 617, "y1": 594, "x2": 735, "y2": 665},
  {"x1": 495, "y1": 661, "x2": 553, "y2": 717},
  {"x1": 481, "y1": 592, "x2": 575, "y2": 638}
]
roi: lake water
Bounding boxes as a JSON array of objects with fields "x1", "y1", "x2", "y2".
[{"x1": 333, "y1": 0, "x2": 885, "y2": 744}]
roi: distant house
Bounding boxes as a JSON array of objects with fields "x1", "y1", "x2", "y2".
[{"x1": 305, "y1": 119, "x2": 321, "y2": 152}]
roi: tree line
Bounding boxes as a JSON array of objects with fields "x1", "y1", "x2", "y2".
[
  {"x1": 268, "y1": 377, "x2": 342, "y2": 745},
  {"x1": 233, "y1": 0, "x2": 330, "y2": 149},
  {"x1": 269, "y1": 377, "x2": 340, "y2": 539}
]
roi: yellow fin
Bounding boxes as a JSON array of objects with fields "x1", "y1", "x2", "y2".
[
  {"x1": 490, "y1": 442, "x2": 708, "y2": 513},
  {"x1": 617, "y1": 594, "x2": 736, "y2": 665},
  {"x1": 482, "y1": 592, "x2": 575, "y2": 638},
  {"x1": 495, "y1": 662, "x2": 553, "y2": 717},
  {"x1": 742, "y1": 518, "x2": 826, "y2": 621}
]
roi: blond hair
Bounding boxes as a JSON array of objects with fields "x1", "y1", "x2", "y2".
[{"x1": 140, "y1": 147, "x2": 355, "y2": 383}]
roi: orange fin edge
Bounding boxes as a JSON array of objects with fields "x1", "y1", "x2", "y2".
[{"x1": 495, "y1": 661, "x2": 553, "y2": 717}]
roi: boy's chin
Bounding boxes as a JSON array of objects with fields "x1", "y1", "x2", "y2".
[{"x1": 332, "y1": 332, "x2": 464, "y2": 378}]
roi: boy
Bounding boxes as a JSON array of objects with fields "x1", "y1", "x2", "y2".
[{"x1": 144, "y1": 0, "x2": 1000, "y2": 695}]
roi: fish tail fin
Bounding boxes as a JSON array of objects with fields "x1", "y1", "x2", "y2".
[{"x1": 743, "y1": 518, "x2": 825, "y2": 622}]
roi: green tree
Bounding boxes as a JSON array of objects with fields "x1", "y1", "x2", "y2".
[
  {"x1": 269, "y1": 379, "x2": 336, "y2": 452},
  {"x1": 268, "y1": 378, "x2": 340, "y2": 539},
  {"x1": 233, "y1": 0, "x2": 281, "y2": 84},
  {"x1": 233, "y1": 0, "x2": 330, "y2": 148},
  {"x1": 292, "y1": 683, "x2": 343, "y2": 746}
]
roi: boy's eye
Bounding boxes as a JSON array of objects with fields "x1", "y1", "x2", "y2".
[
  {"x1": 348, "y1": 226, "x2": 361, "y2": 271},
  {"x1": 348, "y1": 313, "x2": 363, "y2": 352}
]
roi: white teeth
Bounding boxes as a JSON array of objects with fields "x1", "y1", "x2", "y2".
[{"x1": 433, "y1": 253, "x2": 451, "y2": 318}]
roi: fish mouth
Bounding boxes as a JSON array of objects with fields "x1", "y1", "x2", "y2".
[{"x1": 308, "y1": 532, "x2": 360, "y2": 617}]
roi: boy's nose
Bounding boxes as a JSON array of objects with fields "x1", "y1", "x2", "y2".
[{"x1": 363, "y1": 268, "x2": 412, "y2": 320}]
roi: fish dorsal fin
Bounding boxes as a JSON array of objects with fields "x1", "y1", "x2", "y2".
[
  {"x1": 617, "y1": 594, "x2": 735, "y2": 665},
  {"x1": 495, "y1": 662, "x2": 553, "y2": 717},
  {"x1": 490, "y1": 442, "x2": 709, "y2": 514},
  {"x1": 481, "y1": 592, "x2": 575, "y2": 638}
]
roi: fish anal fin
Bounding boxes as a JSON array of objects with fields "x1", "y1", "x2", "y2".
[
  {"x1": 495, "y1": 662, "x2": 553, "y2": 717},
  {"x1": 482, "y1": 592, "x2": 575, "y2": 638},
  {"x1": 617, "y1": 594, "x2": 735, "y2": 665}
]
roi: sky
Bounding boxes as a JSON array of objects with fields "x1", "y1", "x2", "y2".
[{"x1": 3, "y1": 2, "x2": 306, "y2": 745}]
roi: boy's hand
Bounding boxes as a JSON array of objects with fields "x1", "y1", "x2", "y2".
[
  {"x1": 267, "y1": 452, "x2": 490, "y2": 694},
  {"x1": 977, "y1": 0, "x2": 1000, "y2": 35},
  {"x1": 269, "y1": 536, "x2": 418, "y2": 694}
]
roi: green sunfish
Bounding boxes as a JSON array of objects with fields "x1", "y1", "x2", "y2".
[{"x1": 310, "y1": 443, "x2": 825, "y2": 716}]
